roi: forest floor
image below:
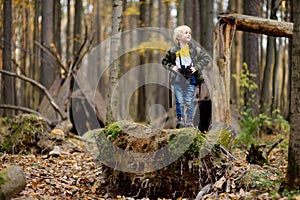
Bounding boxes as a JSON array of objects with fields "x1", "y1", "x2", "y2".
[{"x1": 1, "y1": 131, "x2": 299, "y2": 200}]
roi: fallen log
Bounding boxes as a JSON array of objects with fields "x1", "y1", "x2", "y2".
[
  {"x1": 0, "y1": 165, "x2": 26, "y2": 199},
  {"x1": 91, "y1": 120, "x2": 236, "y2": 199},
  {"x1": 218, "y1": 13, "x2": 293, "y2": 38}
]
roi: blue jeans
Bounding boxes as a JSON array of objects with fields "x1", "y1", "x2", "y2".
[{"x1": 174, "y1": 82, "x2": 196, "y2": 122}]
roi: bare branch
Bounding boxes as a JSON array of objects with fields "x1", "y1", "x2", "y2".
[
  {"x1": 0, "y1": 104, "x2": 54, "y2": 126},
  {"x1": 34, "y1": 41, "x2": 67, "y2": 73},
  {"x1": 0, "y1": 70, "x2": 67, "y2": 120}
]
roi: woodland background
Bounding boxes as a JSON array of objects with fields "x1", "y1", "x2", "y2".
[
  {"x1": 1, "y1": 0, "x2": 300, "y2": 198},
  {"x1": 0, "y1": 0, "x2": 292, "y2": 124}
]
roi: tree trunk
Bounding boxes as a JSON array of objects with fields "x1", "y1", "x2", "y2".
[
  {"x1": 286, "y1": 0, "x2": 300, "y2": 190},
  {"x1": 193, "y1": 0, "x2": 200, "y2": 42},
  {"x1": 261, "y1": 0, "x2": 277, "y2": 116},
  {"x1": 137, "y1": 0, "x2": 147, "y2": 122},
  {"x1": 197, "y1": 0, "x2": 214, "y2": 132},
  {"x1": 1, "y1": 0, "x2": 15, "y2": 117},
  {"x1": 40, "y1": 0, "x2": 55, "y2": 90},
  {"x1": 0, "y1": 165, "x2": 26, "y2": 199},
  {"x1": 243, "y1": 0, "x2": 260, "y2": 117},
  {"x1": 53, "y1": 0, "x2": 62, "y2": 56},
  {"x1": 106, "y1": 0, "x2": 123, "y2": 125},
  {"x1": 94, "y1": 0, "x2": 102, "y2": 45},
  {"x1": 66, "y1": 0, "x2": 71, "y2": 63},
  {"x1": 184, "y1": 0, "x2": 193, "y2": 28},
  {"x1": 260, "y1": 36, "x2": 275, "y2": 115},
  {"x1": 228, "y1": 0, "x2": 243, "y2": 107},
  {"x1": 177, "y1": 0, "x2": 185, "y2": 26},
  {"x1": 211, "y1": 21, "x2": 236, "y2": 124},
  {"x1": 32, "y1": 0, "x2": 41, "y2": 110},
  {"x1": 73, "y1": 0, "x2": 83, "y2": 56},
  {"x1": 200, "y1": 0, "x2": 214, "y2": 57}
]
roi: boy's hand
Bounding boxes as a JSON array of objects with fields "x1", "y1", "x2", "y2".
[
  {"x1": 190, "y1": 66, "x2": 196, "y2": 74},
  {"x1": 172, "y1": 65, "x2": 180, "y2": 72}
]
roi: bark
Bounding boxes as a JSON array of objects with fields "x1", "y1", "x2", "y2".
[
  {"x1": 73, "y1": 0, "x2": 83, "y2": 56},
  {"x1": 177, "y1": 0, "x2": 185, "y2": 26},
  {"x1": 106, "y1": 0, "x2": 123, "y2": 125},
  {"x1": 2, "y1": 0, "x2": 15, "y2": 117},
  {"x1": 40, "y1": 0, "x2": 55, "y2": 90},
  {"x1": 94, "y1": 0, "x2": 102, "y2": 45},
  {"x1": 193, "y1": 0, "x2": 200, "y2": 42},
  {"x1": 219, "y1": 13, "x2": 293, "y2": 38},
  {"x1": 228, "y1": 0, "x2": 243, "y2": 107},
  {"x1": 137, "y1": 0, "x2": 147, "y2": 122},
  {"x1": 53, "y1": 0, "x2": 62, "y2": 56},
  {"x1": 0, "y1": 165, "x2": 26, "y2": 199},
  {"x1": 261, "y1": 0, "x2": 276, "y2": 116},
  {"x1": 200, "y1": 0, "x2": 214, "y2": 57},
  {"x1": 286, "y1": 0, "x2": 300, "y2": 190},
  {"x1": 184, "y1": 0, "x2": 193, "y2": 28},
  {"x1": 66, "y1": 0, "x2": 71, "y2": 63},
  {"x1": 211, "y1": 21, "x2": 236, "y2": 124},
  {"x1": 24, "y1": 5, "x2": 32, "y2": 108},
  {"x1": 32, "y1": 0, "x2": 41, "y2": 110},
  {"x1": 260, "y1": 36, "x2": 275, "y2": 115},
  {"x1": 243, "y1": 0, "x2": 260, "y2": 117}
]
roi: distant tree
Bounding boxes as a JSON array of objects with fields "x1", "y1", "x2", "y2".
[
  {"x1": 40, "y1": 0, "x2": 55, "y2": 90},
  {"x1": 228, "y1": 0, "x2": 243, "y2": 107},
  {"x1": 1, "y1": 0, "x2": 15, "y2": 117},
  {"x1": 285, "y1": 0, "x2": 300, "y2": 190},
  {"x1": 66, "y1": 0, "x2": 71, "y2": 63},
  {"x1": 106, "y1": 0, "x2": 123, "y2": 125},
  {"x1": 243, "y1": 0, "x2": 260, "y2": 117},
  {"x1": 53, "y1": 0, "x2": 62, "y2": 56},
  {"x1": 260, "y1": 0, "x2": 276, "y2": 116},
  {"x1": 73, "y1": 0, "x2": 83, "y2": 56},
  {"x1": 137, "y1": 0, "x2": 147, "y2": 121},
  {"x1": 32, "y1": 0, "x2": 41, "y2": 109},
  {"x1": 200, "y1": 0, "x2": 214, "y2": 56}
]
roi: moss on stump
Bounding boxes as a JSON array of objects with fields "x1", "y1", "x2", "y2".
[{"x1": 94, "y1": 121, "x2": 235, "y2": 199}]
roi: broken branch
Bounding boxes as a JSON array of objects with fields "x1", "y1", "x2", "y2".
[{"x1": 0, "y1": 70, "x2": 67, "y2": 120}]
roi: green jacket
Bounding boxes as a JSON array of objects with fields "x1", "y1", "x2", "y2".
[{"x1": 162, "y1": 42, "x2": 210, "y2": 83}]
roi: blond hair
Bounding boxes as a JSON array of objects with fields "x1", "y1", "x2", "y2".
[{"x1": 173, "y1": 25, "x2": 192, "y2": 44}]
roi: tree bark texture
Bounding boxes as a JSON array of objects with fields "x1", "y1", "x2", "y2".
[
  {"x1": 228, "y1": 0, "x2": 243, "y2": 107},
  {"x1": 219, "y1": 13, "x2": 293, "y2": 38},
  {"x1": 286, "y1": 0, "x2": 300, "y2": 190},
  {"x1": 2, "y1": 0, "x2": 15, "y2": 117},
  {"x1": 73, "y1": 0, "x2": 83, "y2": 56},
  {"x1": 106, "y1": 0, "x2": 123, "y2": 125},
  {"x1": 200, "y1": 0, "x2": 214, "y2": 57},
  {"x1": 211, "y1": 21, "x2": 236, "y2": 124},
  {"x1": 243, "y1": 0, "x2": 260, "y2": 117},
  {"x1": 40, "y1": 0, "x2": 55, "y2": 90}
]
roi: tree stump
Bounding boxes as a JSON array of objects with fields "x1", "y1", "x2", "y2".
[
  {"x1": 0, "y1": 165, "x2": 26, "y2": 199},
  {"x1": 0, "y1": 114, "x2": 68, "y2": 154},
  {"x1": 93, "y1": 120, "x2": 235, "y2": 199}
]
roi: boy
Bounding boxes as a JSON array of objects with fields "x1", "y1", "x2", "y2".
[{"x1": 162, "y1": 25, "x2": 210, "y2": 128}]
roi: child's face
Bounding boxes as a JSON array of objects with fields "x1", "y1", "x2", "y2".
[{"x1": 177, "y1": 29, "x2": 191, "y2": 44}]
